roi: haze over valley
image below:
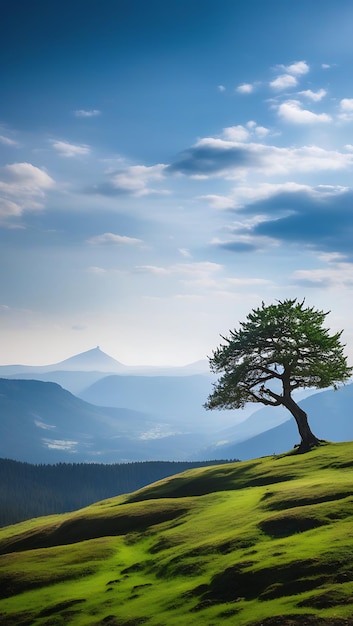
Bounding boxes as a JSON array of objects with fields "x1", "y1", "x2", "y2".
[{"x1": 1, "y1": 347, "x2": 352, "y2": 466}]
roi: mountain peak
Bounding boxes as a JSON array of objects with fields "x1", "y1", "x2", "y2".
[{"x1": 51, "y1": 347, "x2": 126, "y2": 372}]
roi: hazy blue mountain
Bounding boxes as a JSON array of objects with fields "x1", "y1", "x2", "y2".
[
  {"x1": 0, "y1": 378, "x2": 220, "y2": 463},
  {"x1": 207, "y1": 388, "x2": 318, "y2": 448},
  {"x1": 48, "y1": 346, "x2": 126, "y2": 372},
  {"x1": 78, "y1": 373, "x2": 244, "y2": 432},
  {"x1": 0, "y1": 347, "x2": 209, "y2": 378},
  {"x1": 0, "y1": 347, "x2": 124, "y2": 376},
  {"x1": 199, "y1": 383, "x2": 353, "y2": 460},
  {"x1": 5, "y1": 370, "x2": 110, "y2": 395}
]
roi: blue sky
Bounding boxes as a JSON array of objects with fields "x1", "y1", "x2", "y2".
[{"x1": 1, "y1": 0, "x2": 353, "y2": 366}]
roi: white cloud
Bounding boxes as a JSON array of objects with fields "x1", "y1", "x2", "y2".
[
  {"x1": 206, "y1": 182, "x2": 313, "y2": 209},
  {"x1": 292, "y1": 262, "x2": 353, "y2": 288},
  {"x1": 211, "y1": 233, "x2": 277, "y2": 252},
  {"x1": 198, "y1": 194, "x2": 235, "y2": 210},
  {"x1": 246, "y1": 120, "x2": 270, "y2": 138},
  {"x1": 258, "y1": 146, "x2": 351, "y2": 174},
  {"x1": 277, "y1": 100, "x2": 332, "y2": 124},
  {"x1": 339, "y1": 98, "x2": 353, "y2": 121},
  {"x1": 101, "y1": 164, "x2": 167, "y2": 196},
  {"x1": 87, "y1": 233, "x2": 143, "y2": 245},
  {"x1": 172, "y1": 135, "x2": 353, "y2": 180},
  {"x1": 74, "y1": 109, "x2": 101, "y2": 117},
  {"x1": 0, "y1": 162, "x2": 54, "y2": 217},
  {"x1": 1, "y1": 162, "x2": 54, "y2": 189},
  {"x1": 270, "y1": 74, "x2": 298, "y2": 90},
  {"x1": 340, "y1": 99, "x2": 353, "y2": 110},
  {"x1": 238, "y1": 182, "x2": 346, "y2": 207},
  {"x1": 217, "y1": 85, "x2": 226, "y2": 92},
  {"x1": 281, "y1": 61, "x2": 309, "y2": 75},
  {"x1": 52, "y1": 140, "x2": 91, "y2": 157},
  {"x1": 222, "y1": 125, "x2": 250, "y2": 141},
  {"x1": 298, "y1": 89, "x2": 327, "y2": 102},
  {"x1": 221, "y1": 123, "x2": 269, "y2": 143},
  {"x1": 236, "y1": 83, "x2": 254, "y2": 94},
  {"x1": 254, "y1": 125, "x2": 270, "y2": 138}
]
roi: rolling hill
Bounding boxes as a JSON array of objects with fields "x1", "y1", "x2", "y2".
[{"x1": 1, "y1": 442, "x2": 353, "y2": 624}]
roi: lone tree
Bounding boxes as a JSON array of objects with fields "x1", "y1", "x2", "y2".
[{"x1": 205, "y1": 299, "x2": 352, "y2": 451}]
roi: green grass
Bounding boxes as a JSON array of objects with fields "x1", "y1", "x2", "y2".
[{"x1": 2, "y1": 442, "x2": 353, "y2": 624}]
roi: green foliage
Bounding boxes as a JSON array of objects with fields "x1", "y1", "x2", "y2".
[
  {"x1": 2, "y1": 443, "x2": 353, "y2": 624},
  {"x1": 205, "y1": 299, "x2": 352, "y2": 411}
]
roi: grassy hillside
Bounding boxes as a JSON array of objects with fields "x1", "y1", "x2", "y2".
[{"x1": 1, "y1": 442, "x2": 353, "y2": 625}]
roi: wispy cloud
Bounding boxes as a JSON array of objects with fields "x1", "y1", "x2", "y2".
[
  {"x1": 292, "y1": 261, "x2": 353, "y2": 288},
  {"x1": 298, "y1": 89, "x2": 327, "y2": 101},
  {"x1": 74, "y1": 109, "x2": 101, "y2": 117},
  {"x1": 92, "y1": 164, "x2": 167, "y2": 196},
  {"x1": 178, "y1": 248, "x2": 192, "y2": 258},
  {"x1": 87, "y1": 233, "x2": 143, "y2": 245},
  {"x1": 51, "y1": 140, "x2": 91, "y2": 157},
  {"x1": 0, "y1": 135, "x2": 18, "y2": 146},
  {"x1": 134, "y1": 261, "x2": 223, "y2": 280}
]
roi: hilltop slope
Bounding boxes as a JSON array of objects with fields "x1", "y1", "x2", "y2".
[{"x1": 1, "y1": 442, "x2": 353, "y2": 625}]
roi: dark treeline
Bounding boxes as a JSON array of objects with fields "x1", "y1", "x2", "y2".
[{"x1": 0, "y1": 458, "x2": 235, "y2": 527}]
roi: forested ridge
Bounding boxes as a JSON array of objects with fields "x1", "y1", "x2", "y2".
[{"x1": 0, "y1": 458, "x2": 232, "y2": 527}]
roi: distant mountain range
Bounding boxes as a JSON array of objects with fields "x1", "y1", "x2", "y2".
[
  {"x1": 78, "y1": 373, "x2": 240, "y2": 431},
  {"x1": 1, "y1": 347, "x2": 352, "y2": 464},
  {"x1": 0, "y1": 378, "x2": 159, "y2": 463},
  {"x1": 0, "y1": 347, "x2": 211, "y2": 396},
  {"x1": 0, "y1": 346, "x2": 209, "y2": 377}
]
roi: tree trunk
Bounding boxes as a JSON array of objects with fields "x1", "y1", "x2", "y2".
[{"x1": 282, "y1": 396, "x2": 321, "y2": 451}]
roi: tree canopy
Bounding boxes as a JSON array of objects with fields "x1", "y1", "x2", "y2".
[{"x1": 205, "y1": 299, "x2": 352, "y2": 451}]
